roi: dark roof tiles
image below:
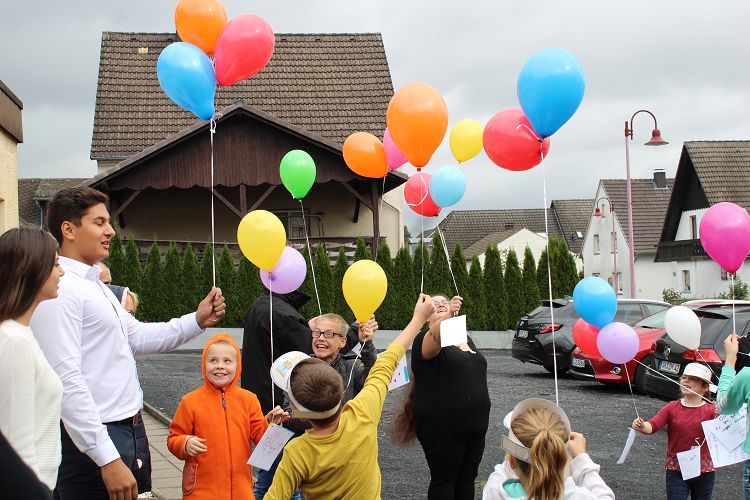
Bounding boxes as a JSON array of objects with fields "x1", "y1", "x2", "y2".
[{"x1": 684, "y1": 141, "x2": 750, "y2": 210}]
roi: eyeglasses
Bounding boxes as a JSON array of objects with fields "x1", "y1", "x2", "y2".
[
  {"x1": 312, "y1": 330, "x2": 343, "y2": 339},
  {"x1": 434, "y1": 299, "x2": 450, "y2": 306}
]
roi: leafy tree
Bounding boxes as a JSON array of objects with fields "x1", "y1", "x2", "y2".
[
  {"x1": 522, "y1": 246, "x2": 541, "y2": 315},
  {"x1": 427, "y1": 231, "x2": 452, "y2": 296},
  {"x1": 332, "y1": 247, "x2": 350, "y2": 320},
  {"x1": 313, "y1": 244, "x2": 335, "y2": 314},
  {"x1": 353, "y1": 237, "x2": 372, "y2": 262},
  {"x1": 504, "y1": 249, "x2": 524, "y2": 327},
  {"x1": 108, "y1": 231, "x2": 125, "y2": 285},
  {"x1": 467, "y1": 256, "x2": 487, "y2": 330},
  {"x1": 216, "y1": 245, "x2": 235, "y2": 326},
  {"x1": 123, "y1": 236, "x2": 142, "y2": 294},
  {"x1": 139, "y1": 243, "x2": 164, "y2": 322},
  {"x1": 450, "y1": 242, "x2": 469, "y2": 306},
  {"x1": 234, "y1": 257, "x2": 262, "y2": 326},
  {"x1": 393, "y1": 246, "x2": 414, "y2": 328},
  {"x1": 181, "y1": 243, "x2": 202, "y2": 315},
  {"x1": 375, "y1": 242, "x2": 396, "y2": 329},
  {"x1": 161, "y1": 243, "x2": 184, "y2": 319},
  {"x1": 484, "y1": 245, "x2": 508, "y2": 330}
]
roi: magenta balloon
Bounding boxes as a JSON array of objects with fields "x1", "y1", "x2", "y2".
[
  {"x1": 383, "y1": 128, "x2": 408, "y2": 170},
  {"x1": 259, "y1": 246, "x2": 307, "y2": 294},
  {"x1": 596, "y1": 322, "x2": 638, "y2": 364},
  {"x1": 699, "y1": 202, "x2": 750, "y2": 273}
]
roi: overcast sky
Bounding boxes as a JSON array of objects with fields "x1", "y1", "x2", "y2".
[{"x1": 2, "y1": 1, "x2": 749, "y2": 233}]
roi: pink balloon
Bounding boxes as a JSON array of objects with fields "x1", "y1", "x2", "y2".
[
  {"x1": 404, "y1": 172, "x2": 441, "y2": 217},
  {"x1": 383, "y1": 128, "x2": 408, "y2": 170},
  {"x1": 483, "y1": 108, "x2": 551, "y2": 171},
  {"x1": 596, "y1": 322, "x2": 638, "y2": 364},
  {"x1": 260, "y1": 247, "x2": 306, "y2": 294},
  {"x1": 214, "y1": 15, "x2": 275, "y2": 86},
  {"x1": 700, "y1": 202, "x2": 750, "y2": 273}
]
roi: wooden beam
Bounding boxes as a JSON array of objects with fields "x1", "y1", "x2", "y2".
[
  {"x1": 353, "y1": 198, "x2": 360, "y2": 223},
  {"x1": 211, "y1": 188, "x2": 242, "y2": 218},
  {"x1": 249, "y1": 185, "x2": 277, "y2": 212},
  {"x1": 239, "y1": 184, "x2": 247, "y2": 215},
  {"x1": 111, "y1": 190, "x2": 141, "y2": 220},
  {"x1": 370, "y1": 181, "x2": 381, "y2": 259},
  {"x1": 341, "y1": 182, "x2": 372, "y2": 210}
]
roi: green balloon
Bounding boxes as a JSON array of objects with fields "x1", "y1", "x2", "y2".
[{"x1": 280, "y1": 150, "x2": 316, "y2": 199}]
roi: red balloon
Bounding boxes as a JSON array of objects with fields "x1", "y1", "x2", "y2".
[
  {"x1": 573, "y1": 318, "x2": 601, "y2": 357},
  {"x1": 483, "y1": 108, "x2": 551, "y2": 171},
  {"x1": 404, "y1": 172, "x2": 441, "y2": 217},
  {"x1": 214, "y1": 15, "x2": 275, "y2": 86}
]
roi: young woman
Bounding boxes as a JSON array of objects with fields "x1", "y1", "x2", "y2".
[{"x1": 0, "y1": 228, "x2": 65, "y2": 490}]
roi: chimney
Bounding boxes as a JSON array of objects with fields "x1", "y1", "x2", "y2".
[{"x1": 653, "y1": 169, "x2": 667, "y2": 189}]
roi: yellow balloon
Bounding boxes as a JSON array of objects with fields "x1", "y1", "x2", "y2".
[
  {"x1": 449, "y1": 118, "x2": 484, "y2": 163},
  {"x1": 237, "y1": 210, "x2": 286, "y2": 271},
  {"x1": 342, "y1": 260, "x2": 388, "y2": 322}
]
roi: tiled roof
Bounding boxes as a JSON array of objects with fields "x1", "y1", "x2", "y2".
[
  {"x1": 550, "y1": 199, "x2": 593, "y2": 255},
  {"x1": 463, "y1": 229, "x2": 521, "y2": 259},
  {"x1": 600, "y1": 178, "x2": 674, "y2": 255},
  {"x1": 34, "y1": 178, "x2": 87, "y2": 199},
  {"x1": 92, "y1": 32, "x2": 393, "y2": 160},
  {"x1": 684, "y1": 141, "x2": 750, "y2": 210},
  {"x1": 17, "y1": 179, "x2": 41, "y2": 228}
]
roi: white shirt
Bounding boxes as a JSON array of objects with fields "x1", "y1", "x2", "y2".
[
  {"x1": 31, "y1": 256, "x2": 204, "y2": 466},
  {"x1": 0, "y1": 319, "x2": 63, "y2": 489}
]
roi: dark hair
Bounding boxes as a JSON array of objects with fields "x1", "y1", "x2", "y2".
[
  {"x1": 0, "y1": 228, "x2": 58, "y2": 323},
  {"x1": 390, "y1": 373, "x2": 417, "y2": 445},
  {"x1": 46, "y1": 186, "x2": 108, "y2": 244},
  {"x1": 290, "y1": 359, "x2": 343, "y2": 426}
]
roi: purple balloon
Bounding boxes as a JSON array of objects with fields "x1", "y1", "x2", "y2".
[
  {"x1": 596, "y1": 322, "x2": 638, "y2": 364},
  {"x1": 699, "y1": 202, "x2": 750, "y2": 273},
  {"x1": 260, "y1": 247, "x2": 307, "y2": 294},
  {"x1": 384, "y1": 128, "x2": 408, "y2": 170}
]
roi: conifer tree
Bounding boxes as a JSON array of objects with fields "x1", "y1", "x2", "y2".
[
  {"x1": 297, "y1": 245, "x2": 318, "y2": 320},
  {"x1": 504, "y1": 249, "x2": 524, "y2": 327},
  {"x1": 450, "y1": 242, "x2": 469, "y2": 306},
  {"x1": 537, "y1": 237, "x2": 580, "y2": 299},
  {"x1": 412, "y1": 239, "x2": 429, "y2": 298},
  {"x1": 522, "y1": 246, "x2": 541, "y2": 315},
  {"x1": 537, "y1": 247, "x2": 550, "y2": 301},
  {"x1": 375, "y1": 242, "x2": 396, "y2": 329},
  {"x1": 181, "y1": 242, "x2": 202, "y2": 315},
  {"x1": 483, "y1": 246, "x2": 507, "y2": 330},
  {"x1": 139, "y1": 243, "x2": 164, "y2": 322},
  {"x1": 313, "y1": 244, "x2": 335, "y2": 314},
  {"x1": 199, "y1": 243, "x2": 215, "y2": 296},
  {"x1": 393, "y1": 246, "x2": 414, "y2": 327},
  {"x1": 234, "y1": 257, "x2": 262, "y2": 326},
  {"x1": 123, "y1": 236, "x2": 142, "y2": 294},
  {"x1": 353, "y1": 237, "x2": 372, "y2": 261},
  {"x1": 108, "y1": 231, "x2": 125, "y2": 285},
  {"x1": 332, "y1": 247, "x2": 350, "y2": 320},
  {"x1": 427, "y1": 231, "x2": 452, "y2": 296},
  {"x1": 467, "y1": 256, "x2": 487, "y2": 330},
  {"x1": 161, "y1": 243, "x2": 184, "y2": 319},
  {"x1": 216, "y1": 245, "x2": 235, "y2": 326}
]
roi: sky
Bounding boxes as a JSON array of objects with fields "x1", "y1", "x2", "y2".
[{"x1": 2, "y1": 1, "x2": 749, "y2": 234}]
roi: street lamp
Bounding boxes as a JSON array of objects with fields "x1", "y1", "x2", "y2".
[
  {"x1": 624, "y1": 109, "x2": 669, "y2": 298},
  {"x1": 594, "y1": 197, "x2": 618, "y2": 294}
]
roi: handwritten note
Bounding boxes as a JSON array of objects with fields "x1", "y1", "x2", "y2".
[
  {"x1": 617, "y1": 428, "x2": 636, "y2": 464},
  {"x1": 676, "y1": 447, "x2": 701, "y2": 480},
  {"x1": 702, "y1": 416, "x2": 750, "y2": 468},
  {"x1": 711, "y1": 411, "x2": 747, "y2": 451},
  {"x1": 440, "y1": 315, "x2": 468, "y2": 347},
  {"x1": 248, "y1": 424, "x2": 294, "y2": 471},
  {"x1": 389, "y1": 355, "x2": 410, "y2": 391}
]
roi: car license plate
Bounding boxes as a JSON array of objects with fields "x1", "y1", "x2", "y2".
[
  {"x1": 659, "y1": 360, "x2": 680, "y2": 374},
  {"x1": 571, "y1": 357, "x2": 585, "y2": 368},
  {"x1": 517, "y1": 330, "x2": 528, "y2": 339}
]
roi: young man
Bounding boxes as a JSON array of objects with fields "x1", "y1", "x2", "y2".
[{"x1": 31, "y1": 187, "x2": 226, "y2": 500}]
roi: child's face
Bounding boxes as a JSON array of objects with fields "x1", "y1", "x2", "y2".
[
  {"x1": 312, "y1": 319, "x2": 346, "y2": 363},
  {"x1": 206, "y1": 343, "x2": 237, "y2": 387},
  {"x1": 679, "y1": 375, "x2": 708, "y2": 398}
]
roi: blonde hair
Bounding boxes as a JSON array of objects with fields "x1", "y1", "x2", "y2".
[
  {"x1": 125, "y1": 290, "x2": 139, "y2": 313},
  {"x1": 510, "y1": 407, "x2": 569, "y2": 500},
  {"x1": 313, "y1": 313, "x2": 348, "y2": 336}
]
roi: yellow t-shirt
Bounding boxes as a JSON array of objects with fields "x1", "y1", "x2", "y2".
[{"x1": 266, "y1": 343, "x2": 405, "y2": 500}]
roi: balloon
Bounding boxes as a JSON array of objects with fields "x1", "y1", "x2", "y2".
[
  {"x1": 342, "y1": 132, "x2": 388, "y2": 178},
  {"x1": 572, "y1": 276, "x2": 617, "y2": 329},
  {"x1": 342, "y1": 260, "x2": 387, "y2": 322},
  {"x1": 260, "y1": 246, "x2": 306, "y2": 294},
  {"x1": 429, "y1": 165, "x2": 466, "y2": 208},
  {"x1": 404, "y1": 172, "x2": 441, "y2": 217},
  {"x1": 699, "y1": 202, "x2": 750, "y2": 273},
  {"x1": 157, "y1": 42, "x2": 216, "y2": 121},
  {"x1": 175, "y1": 0, "x2": 228, "y2": 55},
  {"x1": 572, "y1": 319, "x2": 601, "y2": 357},
  {"x1": 664, "y1": 306, "x2": 701, "y2": 350},
  {"x1": 517, "y1": 48, "x2": 585, "y2": 138},
  {"x1": 237, "y1": 210, "x2": 286, "y2": 270},
  {"x1": 483, "y1": 109, "x2": 551, "y2": 171},
  {"x1": 449, "y1": 119, "x2": 484, "y2": 163},
  {"x1": 279, "y1": 150, "x2": 316, "y2": 199},
  {"x1": 383, "y1": 128, "x2": 408, "y2": 170},
  {"x1": 214, "y1": 15, "x2": 275, "y2": 86},
  {"x1": 596, "y1": 322, "x2": 638, "y2": 364},
  {"x1": 386, "y1": 82, "x2": 448, "y2": 168}
]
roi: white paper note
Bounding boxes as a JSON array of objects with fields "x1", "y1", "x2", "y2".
[
  {"x1": 349, "y1": 342, "x2": 363, "y2": 356},
  {"x1": 617, "y1": 428, "x2": 636, "y2": 464},
  {"x1": 711, "y1": 411, "x2": 747, "y2": 451},
  {"x1": 389, "y1": 354, "x2": 410, "y2": 391},
  {"x1": 676, "y1": 447, "x2": 701, "y2": 480},
  {"x1": 248, "y1": 424, "x2": 295, "y2": 471},
  {"x1": 703, "y1": 417, "x2": 750, "y2": 467},
  {"x1": 440, "y1": 315, "x2": 468, "y2": 347}
]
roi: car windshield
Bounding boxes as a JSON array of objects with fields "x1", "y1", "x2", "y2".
[
  {"x1": 634, "y1": 308, "x2": 670, "y2": 329},
  {"x1": 526, "y1": 300, "x2": 569, "y2": 319}
]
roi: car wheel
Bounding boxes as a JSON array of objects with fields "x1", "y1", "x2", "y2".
[
  {"x1": 635, "y1": 355, "x2": 650, "y2": 395},
  {"x1": 544, "y1": 364, "x2": 568, "y2": 376}
]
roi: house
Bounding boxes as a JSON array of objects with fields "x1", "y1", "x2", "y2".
[
  {"x1": 581, "y1": 170, "x2": 674, "y2": 300},
  {"x1": 18, "y1": 178, "x2": 87, "y2": 229},
  {"x1": 0, "y1": 80, "x2": 23, "y2": 233},
  {"x1": 655, "y1": 141, "x2": 750, "y2": 298},
  {"x1": 464, "y1": 228, "x2": 548, "y2": 266}
]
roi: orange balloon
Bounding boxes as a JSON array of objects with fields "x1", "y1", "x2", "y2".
[
  {"x1": 343, "y1": 132, "x2": 388, "y2": 178},
  {"x1": 175, "y1": 0, "x2": 228, "y2": 55},
  {"x1": 386, "y1": 82, "x2": 448, "y2": 168}
]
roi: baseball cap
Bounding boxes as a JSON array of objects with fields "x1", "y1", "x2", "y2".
[
  {"x1": 501, "y1": 398, "x2": 572, "y2": 463},
  {"x1": 683, "y1": 362, "x2": 713, "y2": 384},
  {"x1": 270, "y1": 351, "x2": 341, "y2": 419}
]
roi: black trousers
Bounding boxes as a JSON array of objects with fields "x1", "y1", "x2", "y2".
[{"x1": 54, "y1": 413, "x2": 152, "y2": 500}]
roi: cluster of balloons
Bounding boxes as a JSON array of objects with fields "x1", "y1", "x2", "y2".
[
  {"x1": 157, "y1": 0, "x2": 275, "y2": 120},
  {"x1": 700, "y1": 201, "x2": 750, "y2": 274}
]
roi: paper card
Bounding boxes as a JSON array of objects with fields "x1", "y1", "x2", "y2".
[
  {"x1": 702, "y1": 418, "x2": 750, "y2": 467},
  {"x1": 617, "y1": 428, "x2": 636, "y2": 464},
  {"x1": 440, "y1": 315, "x2": 468, "y2": 347},
  {"x1": 248, "y1": 424, "x2": 295, "y2": 471},
  {"x1": 711, "y1": 410, "x2": 747, "y2": 451},
  {"x1": 676, "y1": 447, "x2": 701, "y2": 480},
  {"x1": 349, "y1": 342, "x2": 363, "y2": 356},
  {"x1": 389, "y1": 355, "x2": 410, "y2": 391}
]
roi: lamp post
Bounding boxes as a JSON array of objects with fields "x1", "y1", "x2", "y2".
[
  {"x1": 594, "y1": 197, "x2": 618, "y2": 294},
  {"x1": 624, "y1": 109, "x2": 669, "y2": 298}
]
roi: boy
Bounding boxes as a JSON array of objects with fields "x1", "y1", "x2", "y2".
[
  {"x1": 266, "y1": 294, "x2": 436, "y2": 499},
  {"x1": 167, "y1": 334, "x2": 288, "y2": 499}
]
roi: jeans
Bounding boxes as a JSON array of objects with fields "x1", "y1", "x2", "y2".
[
  {"x1": 665, "y1": 470, "x2": 715, "y2": 500},
  {"x1": 253, "y1": 451, "x2": 303, "y2": 500},
  {"x1": 743, "y1": 460, "x2": 750, "y2": 500}
]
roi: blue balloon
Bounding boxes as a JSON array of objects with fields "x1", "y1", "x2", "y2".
[
  {"x1": 517, "y1": 48, "x2": 585, "y2": 138},
  {"x1": 429, "y1": 165, "x2": 466, "y2": 208},
  {"x1": 572, "y1": 276, "x2": 616, "y2": 328},
  {"x1": 157, "y1": 42, "x2": 216, "y2": 121}
]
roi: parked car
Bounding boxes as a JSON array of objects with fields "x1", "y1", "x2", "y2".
[
  {"x1": 512, "y1": 297, "x2": 670, "y2": 374},
  {"x1": 645, "y1": 302, "x2": 750, "y2": 400}
]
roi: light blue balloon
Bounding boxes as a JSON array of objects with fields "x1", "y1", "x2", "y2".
[
  {"x1": 572, "y1": 276, "x2": 616, "y2": 329},
  {"x1": 517, "y1": 48, "x2": 585, "y2": 138},
  {"x1": 429, "y1": 165, "x2": 466, "y2": 208},
  {"x1": 157, "y1": 42, "x2": 216, "y2": 121}
]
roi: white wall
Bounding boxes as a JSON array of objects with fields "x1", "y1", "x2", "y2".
[
  {"x1": 675, "y1": 208, "x2": 708, "y2": 240},
  {"x1": 475, "y1": 228, "x2": 547, "y2": 267},
  {"x1": 633, "y1": 257, "x2": 675, "y2": 301}
]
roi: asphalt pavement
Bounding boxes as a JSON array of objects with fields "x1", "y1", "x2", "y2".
[{"x1": 136, "y1": 350, "x2": 744, "y2": 499}]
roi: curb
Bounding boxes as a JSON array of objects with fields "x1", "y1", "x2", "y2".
[{"x1": 143, "y1": 401, "x2": 173, "y2": 426}]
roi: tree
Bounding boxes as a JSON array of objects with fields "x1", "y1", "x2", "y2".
[
  {"x1": 216, "y1": 245, "x2": 235, "y2": 326},
  {"x1": 427, "y1": 231, "x2": 452, "y2": 296},
  {"x1": 181, "y1": 243, "x2": 202, "y2": 315},
  {"x1": 139, "y1": 243, "x2": 163, "y2": 322},
  {"x1": 297, "y1": 245, "x2": 318, "y2": 320},
  {"x1": 483, "y1": 246, "x2": 508, "y2": 331},
  {"x1": 122, "y1": 236, "x2": 142, "y2": 294},
  {"x1": 234, "y1": 257, "x2": 262, "y2": 326},
  {"x1": 108, "y1": 231, "x2": 125, "y2": 285},
  {"x1": 353, "y1": 237, "x2": 372, "y2": 262},
  {"x1": 538, "y1": 237, "x2": 579, "y2": 299},
  {"x1": 375, "y1": 242, "x2": 396, "y2": 329},
  {"x1": 313, "y1": 243, "x2": 335, "y2": 314},
  {"x1": 332, "y1": 247, "x2": 350, "y2": 320},
  {"x1": 504, "y1": 249, "x2": 524, "y2": 327},
  {"x1": 412, "y1": 239, "x2": 429, "y2": 298},
  {"x1": 450, "y1": 242, "x2": 469, "y2": 305},
  {"x1": 161, "y1": 243, "x2": 184, "y2": 320},
  {"x1": 467, "y1": 256, "x2": 487, "y2": 330},
  {"x1": 199, "y1": 243, "x2": 216, "y2": 295},
  {"x1": 522, "y1": 246, "x2": 541, "y2": 315},
  {"x1": 392, "y1": 246, "x2": 414, "y2": 328}
]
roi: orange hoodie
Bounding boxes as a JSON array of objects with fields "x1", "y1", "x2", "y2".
[{"x1": 167, "y1": 334, "x2": 268, "y2": 499}]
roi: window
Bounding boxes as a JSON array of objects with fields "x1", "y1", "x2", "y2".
[
  {"x1": 592, "y1": 272, "x2": 600, "y2": 277},
  {"x1": 616, "y1": 272, "x2": 623, "y2": 293},
  {"x1": 614, "y1": 303, "x2": 644, "y2": 324},
  {"x1": 682, "y1": 270, "x2": 691, "y2": 292},
  {"x1": 593, "y1": 234, "x2": 600, "y2": 254},
  {"x1": 690, "y1": 215, "x2": 698, "y2": 239},
  {"x1": 611, "y1": 232, "x2": 617, "y2": 253},
  {"x1": 721, "y1": 269, "x2": 729, "y2": 281}
]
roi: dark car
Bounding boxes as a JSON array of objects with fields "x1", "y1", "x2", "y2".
[
  {"x1": 512, "y1": 298, "x2": 670, "y2": 374},
  {"x1": 644, "y1": 302, "x2": 750, "y2": 400}
]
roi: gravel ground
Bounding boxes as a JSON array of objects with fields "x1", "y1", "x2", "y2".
[{"x1": 137, "y1": 350, "x2": 743, "y2": 499}]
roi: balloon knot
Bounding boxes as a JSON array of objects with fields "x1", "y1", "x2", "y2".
[{"x1": 416, "y1": 167, "x2": 422, "y2": 172}]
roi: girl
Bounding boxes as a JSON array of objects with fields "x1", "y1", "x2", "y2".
[{"x1": 633, "y1": 362, "x2": 716, "y2": 499}]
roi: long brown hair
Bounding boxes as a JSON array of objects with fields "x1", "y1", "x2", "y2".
[
  {"x1": 389, "y1": 372, "x2": 417, "y2": 445},
  {"x1": 0, "y1": 228, "x2": 58, "y2": 323}
]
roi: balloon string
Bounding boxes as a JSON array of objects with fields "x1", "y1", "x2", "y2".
[
  {"x1": 633, "y1": 358, "x2": 712, "y2": 404},
  {"x1": 732, "y1": 273, "x2": 737, "y2": 334},
  {"x1": 269, "y1": 277, "x2": 275, "y2": 409},
  {"x1": 623, "y1": 363, "x2": 640, "y2": 419},
  {"x1": 299, "y1": 199, "x2": 322, "y2": 317},
  {"x1": 407, "y1": 172, "x2": 431, "y2": 208},
  {"x1": 437, "y1": 225, "x2": 460, "y2": 296},
  {"x1": 420, "y1": 211, "x2": 425, "y2": 294},
  {"x1": 209, "y1": 118, "x2": 217, "y2": 287},
  {"x1": 540, "y1": 147, "x2": 559, "y2": 406}
]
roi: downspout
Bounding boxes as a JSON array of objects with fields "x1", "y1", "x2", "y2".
[{"x1": 35, "y1": 199, "x2": 44, "y2": 229}]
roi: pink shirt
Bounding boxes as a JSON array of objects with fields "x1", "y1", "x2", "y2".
[{"x1": 649, "y1": 399, "x2": 716, "y2": 473}]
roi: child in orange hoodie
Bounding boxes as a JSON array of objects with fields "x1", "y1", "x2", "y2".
[{"x1": 167, "y1": 334, "x2": 288, "y2": 499}]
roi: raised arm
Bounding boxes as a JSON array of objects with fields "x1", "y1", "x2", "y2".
[{"x1": 421, "y1": 296, "x2": 462, "y2": 360}]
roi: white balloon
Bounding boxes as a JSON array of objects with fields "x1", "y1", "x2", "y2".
[{"x1": 664, "y1": 306, "x2": 701, "y2": 350}]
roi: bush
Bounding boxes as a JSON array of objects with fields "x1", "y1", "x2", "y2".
[
  {"x1": 483, "y1": 246, "x2": 508, "y2": 330},
  {"x1": 662, "y1": 288, "x2": 682, "y2": 303},
  {"x1": 375, "y1": 242, "x2": 397, "y2": 329},
  {"x1": 139, "y1": 243, "x2": 163, "y2": 322},
  {"x1": 427, "y1": 231, "x2": 452, "y2": 296},
  {"x1": 108, "y1": 231, "x2": 125, "y2": 285},
  {"x1": 332, "y1": 247, "x2": 350, "y2": 320},
  {"x1": 392, "y1": 246, "x2": 414, "y2": 328},
  {"x1": 181, "y1": 243, "x2": 202, "y2": 314},
  {"x1": 504, "y1": 249, "x2": 524, "y2": 327},
  {"x1": 522, "y1": 246, "x2": 540, "y2": 315},
  {"x1": 123, "y1": 236, "x2": 142, "y2": 294},
  {"x1": 161, "y1": 243, "x2": 184, "y2": 319},
  {"x1": 466, "y1": 256, "x2": 487, "y2": 330}
]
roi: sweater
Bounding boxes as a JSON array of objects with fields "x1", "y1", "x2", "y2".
[
  {"x1": 718, "y1": 365, "x2": 750, "y2": 453},
  {"x1": 648, "y1": 399, "x2": 716, "y2": 473},
  {"x1": 0, "y1": 319, "x2": 63, "y2": 489}
]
